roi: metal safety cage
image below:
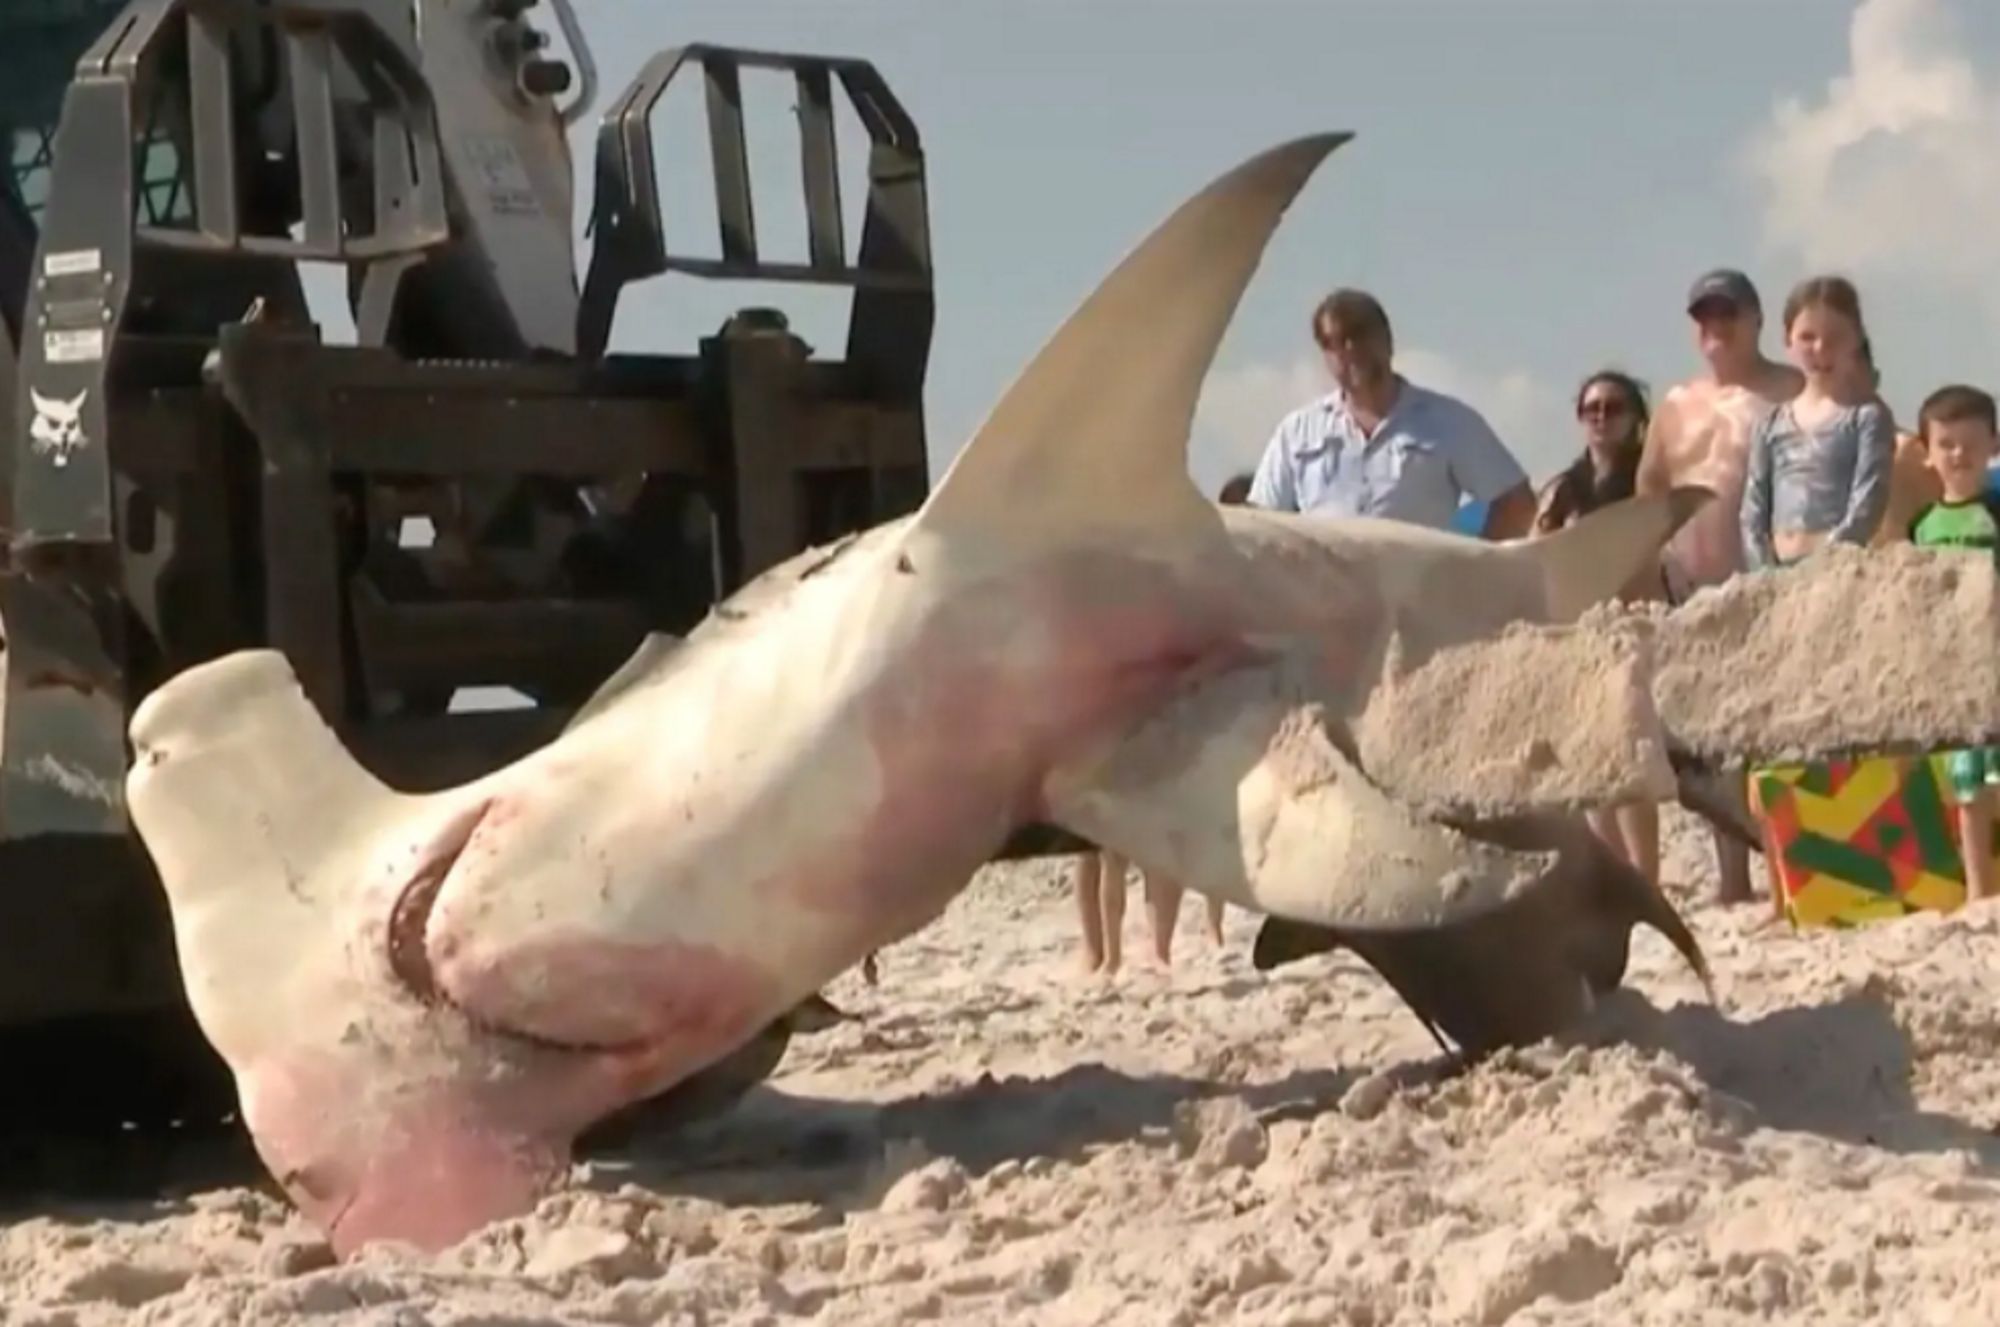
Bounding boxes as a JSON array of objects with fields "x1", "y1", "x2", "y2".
[{"x1": 575, "y1": 44, "x2": 936, "y2": 588}]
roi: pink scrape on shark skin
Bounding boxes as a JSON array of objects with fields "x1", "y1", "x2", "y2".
[
  {"x1": 245, "y1": 1050, "x2": 571, "y2": 1259},
  {"x1": 786, "y1": 550, "x2": 1258, "y2": 920},
  {"x1": 243, "y1": 929, "x2": 775, "y2": 1258}
]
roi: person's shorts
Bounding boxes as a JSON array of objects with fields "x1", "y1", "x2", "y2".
[{"x1": 1944, "y1": 746, "x2": 2000, "y2": 804}]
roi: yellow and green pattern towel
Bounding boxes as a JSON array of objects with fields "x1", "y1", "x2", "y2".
[{"x1": 1752, "y1": 754, "x2": 1995, "y2": 928}]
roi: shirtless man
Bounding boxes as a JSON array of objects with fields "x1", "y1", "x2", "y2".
[
  {"x1": 1860, "y1": 338, "x2": 1940, "y2": 548},
  {"x1": 1634, "y1": 268, "x2": 1803, "y2": 904}
]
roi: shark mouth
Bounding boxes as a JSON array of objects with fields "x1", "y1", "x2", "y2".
[
  {"x1": 386, "y1": 800, "x2": 491, "y2": 1011},
  {"x1": 383, "y1": 799, "x2": 653, "y2": 1058}
]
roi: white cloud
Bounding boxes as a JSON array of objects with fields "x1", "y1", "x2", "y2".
[
  {"x1": 1393, "y1": 348, "x2": 1574, "y2": 480},
  {"x1": 1189, "y1": 353, "x2": 1326, "y2": 487},
  {"x1": 1742, "y1": 0, "x2": 2000, "y2": 312},
  {"x1": 1192, "y1": 346, "x2": 1574, "y2": 493}
]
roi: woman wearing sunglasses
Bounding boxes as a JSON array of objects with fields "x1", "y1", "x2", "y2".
[
  {"x1": 1532, "y1": 369, "x2": 1661, "y2": 890},
  {"x1": 1534, "y1": 369, "x2": 1650, "y2": 535}
]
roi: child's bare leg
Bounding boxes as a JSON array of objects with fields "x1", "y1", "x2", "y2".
[
  {"x1": 1073, "y1": 854, "x2": 1106, "y2": 972},
  {"x1": 1617, "y1": 800, "x2": 1660, "y2": 888},
  {"x1": 1762, "y1": 837, "x2": 1788, "y2": 922},
  {"x1": 1734, "y1": 773, "x2": 1787, "y2": 925},
  {"x1": 1205, "y1": 895, "x2": 1226, "y2": 945},
  {"x1": 1717, "y1": 834, "x2": 1758, "y2": 907},
  {"x1": 1961, "y1": 789, "x2": 1996, "y2": 902},
  {"x1": 1099, "y1": 852, "x2": 1128, "y2": 973},
  {"x1": 1142, "y1": 873, "x2": 1182, "y2": 966},
  {"x1": 1715, "y1": 773, "x2": 1758, "y2": 905}
]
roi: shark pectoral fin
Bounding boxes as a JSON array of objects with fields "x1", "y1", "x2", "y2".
[
  {"x1": 1516, "y1": 486, "x2": 1710, "y2": 621},
  {"x1": 124, "y1": 650, "x2": 406, "y2": 1053},
  {"x1": 1041, "y1": 661, "x2": 1554, "y2": 933},
  {"x1": 908, "y1": 134, "x2": 1350, "y2": 559},
  {"x1": 1654, "y1": 543, "x2": 2000, "y2": 764}
]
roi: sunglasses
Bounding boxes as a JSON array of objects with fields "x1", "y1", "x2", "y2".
[{"x1": 1578, "y1": 398, "x2": 1631, "y2": 419}]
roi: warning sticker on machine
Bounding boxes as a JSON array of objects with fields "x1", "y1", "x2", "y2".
[
  {"x1": 462, "y1": 135, "x2": 542, "y2": 218},
  {"x1": 43, "y1": 249, "x2": 102, "y2": 278},
  {"x1": 43, "y1": 327, "x2": 104, "y2": 363}
]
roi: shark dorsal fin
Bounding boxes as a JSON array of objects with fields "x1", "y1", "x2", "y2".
[{"x1": 910, "y1": 133, "x2": 1351, "y2": 556}]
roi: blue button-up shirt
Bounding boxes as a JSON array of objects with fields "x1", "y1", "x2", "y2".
[{"x1": 1246, "y1": 378, "x2": 1527, "y2": 530}]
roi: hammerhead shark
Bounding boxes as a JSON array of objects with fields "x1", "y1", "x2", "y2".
[{"x1": 124, "y1": 133, "x2": 2000, "y2": 1257}]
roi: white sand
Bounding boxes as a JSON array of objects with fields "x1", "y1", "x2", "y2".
[{"x1": 7, "y1": 808, "x2": 2000, "y2": 1325}]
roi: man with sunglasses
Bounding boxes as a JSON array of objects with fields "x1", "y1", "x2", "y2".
[
  {"x1": 1634, "y1": 267, "x2": 1803, "y2": 906},
  {"x1": 1246, "y1": 288, "x2": 1534, "y2": 538}
]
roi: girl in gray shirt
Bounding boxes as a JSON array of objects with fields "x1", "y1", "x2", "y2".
[{"x1": 1740, "y1": 277, "x2": 1896, "y2": 570}]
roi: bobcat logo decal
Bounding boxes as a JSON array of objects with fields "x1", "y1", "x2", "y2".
[{"x1": 29, "y1": 387, "x2": 89, "y2": 468}]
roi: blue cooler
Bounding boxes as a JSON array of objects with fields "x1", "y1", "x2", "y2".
[{"x1": 1450, "y1": 498, "x2": 1489, "y2": 536}]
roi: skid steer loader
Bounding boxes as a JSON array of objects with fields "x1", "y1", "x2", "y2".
[{"x1": 0, "y1": 0, "x2": 968, "y2": 1125}]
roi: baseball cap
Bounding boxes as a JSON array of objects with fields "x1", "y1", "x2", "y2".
[{"x1": 1685, "y1": 268, "x2": 1761, "y2": 315}]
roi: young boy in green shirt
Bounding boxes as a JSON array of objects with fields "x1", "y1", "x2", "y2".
[{"x1": 1908, "y1": 383, "x2": 2000, "y2": 900}]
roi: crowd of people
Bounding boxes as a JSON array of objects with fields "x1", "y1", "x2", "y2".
[{"x1": 1075, "y1": 266, "x2": 2000, "y2": 971}]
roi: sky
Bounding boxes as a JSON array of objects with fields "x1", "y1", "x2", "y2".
[{"x1": 512, "y1": 0, "x2": 2000, "y2": 494}]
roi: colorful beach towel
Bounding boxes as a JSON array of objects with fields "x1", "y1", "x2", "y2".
[{"x1": 1752, "y1": 753, "x2": 1997, "y2": 928}]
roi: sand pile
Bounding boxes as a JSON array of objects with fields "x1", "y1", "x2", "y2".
[
  {"x1": 1357, "y1": 614, "x2": 1674, "y2": 816},
  {"x1": 7, "y1": 813, "x2": 2000, "y2": 1325},
  {"x1": 1356, "y1": 542, "x2": 2000, "y2": 822},
  {"x1": 1650, "y1": 541, "x2": 2000, "y2": 764}
]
